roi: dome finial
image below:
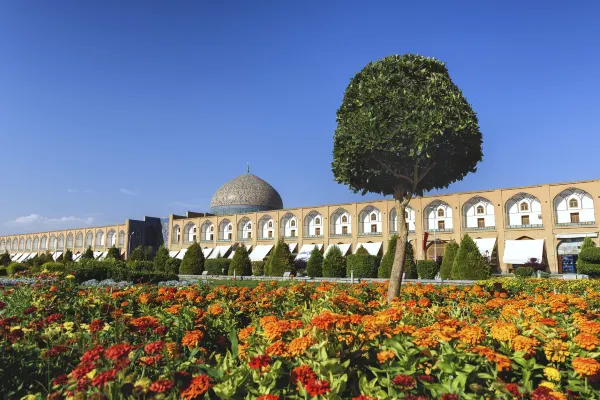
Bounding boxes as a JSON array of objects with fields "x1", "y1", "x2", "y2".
[{"x1": 247, "y1": 162, "x2": 250, "y2": 174}]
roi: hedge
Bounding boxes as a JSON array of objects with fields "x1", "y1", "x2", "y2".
[
  {"x1": 7, "y1": 263, "x2": 27, "y2": 276},
  {"x1": 107, "y1": 246, "x2": 121, "y2": 261},
  {"x1": 0, "y1": 266, "x2": 6, "y2": 276},
  {"x1": 346, "y1": 253, "x2": 378, "y2": 278},
  {"x1": 229, "y1": 245, "x2": 252, "y2": 276},
  {"x1": 165, "y1": 258, "x2": 181, "y2": 275},
  {"x1": 129, "y1": 272, "x2": 178, "y2": 284},
  {"x1": 306, "y1": 247, "x2": 324, "y2": 278},
  {"x1": 452, "y1": 235, "x2": 490, "y2": 280},
  {"x1": 416, "y1": 260, "x2": 439, "y2": 279},
  {"x1": 322, "y1": 245, "x2": 345, "y2": 278},
  {"x1": 205, "y1": 259, "x2": 231, "y2": 275},
  {"x1": 127, "y1": 261, "x2": 155, "y2": 272},
  {"x1": 579, "y1": 247, "x2": 600, "y2": 262},
  {"x1": 577, "y1": 261, "x2": 600, "y2": 277},
  {"x1": 42, "y1": 262, "x2": 66, "y2": 272},
  {"x1": 514, "y1": 266, "x2": 535, "y2": 278},
  {"x1": 252, "y1": 261, "x2": 265, "y2": 276},
  {"x1": 0, "y1": 252, "x2": 10, "y2": 267}
]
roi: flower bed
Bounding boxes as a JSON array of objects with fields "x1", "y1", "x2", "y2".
[{"x1": 1, "y1": 277, "x2": 600, "y2": 398}]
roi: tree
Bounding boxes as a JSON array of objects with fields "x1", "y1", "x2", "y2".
[
  {"x1": 306, "y1": 247, "x2": 324, "y2": 278},
  {"x1": 379, "y1": 237, "x2": 416, "y2": 279},
  {"x1": 154, "y1": 245, "x2": 169, "y2": 272},
  {"x1": 81, "y1": 246, "x2": 94, "y2": 260},
  {"x1": 577, "y1": 237, "x2": 597, "y2": 272},
  {"x1": 63, "y1": 249, "x2": 73, "y2": 263},
  {"x1": 355, "y1": 245, "x2": 369, "y2": 255},
  {"x1": 229, "y1": 245, "x2": 252, "y2": 276},
  {"x1": 403, "y1": 241, "x2": 417, "y2": 279},
  {"x1": 143, "y1": 246, "x2": 155, "y2": 261},
  {"x1": 128, "y1": 246, "x2": 144, "y2": 263},
  {"x1": 268, "y1": 239, "x2": 293, "y2": 276},
  {"x1": 179, "y1": 242, "x2": 205, "y2": 275},
  {"x1": 107, "y1": 246, "x2": 121, "y2": 260},
  {"x1": 0, "y1": 252, "x2": 10, "y2": 267},
  {"x1": 322, "y1": 246, "x2": 346, "y2": 277},
  {"x1": 332, "y1": 54, "x2": 482, "y2": 302},
  {"x1": 439, "y1": 241, "x2": 459, "y2": 280},
  {"x1": 452, "y1": 234, "x2": 490, "y2": 280}
]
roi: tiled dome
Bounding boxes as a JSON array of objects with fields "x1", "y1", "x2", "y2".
[{"x1": 210, "y1": 173, "x2": 283, "y2": 215}]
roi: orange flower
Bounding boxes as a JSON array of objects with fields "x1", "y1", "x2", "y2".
[
  {"x1": 458, "y1": 326, "x2": 485, "y2": 346},
  {"x1": 238, "y1": 326, "x2": 255, "y2": 342},
  {"x1": 166, "y1": 342, "x2": 179, "y2": 359},
  {"x1": 578, "y1": 320, "x2": 600, "y2": 335},
  {"x1": 572, "y1": 357, "x2": 600, "y2": 377},
  {"x1": 544, "y1": 339, "x2": 569, "y2": 363},
  {"x1": 164, "y1": 305, "x2": 181, "y2": 315},
  {"x1": 490, "y1": 322, "x2": 519, "y2": 342},
  {"x1": 266, "y1": 341, "x2": 289, "y2": 357},
  {"x1": 417, "y1": 298, "x2": 431, "y2": 308},
  {"x1": 469, "y1": 346, "x2": 511, "y2": 371},
  {"x1": 182, "y1": 330, "x2": 204, "y2": 349},
  {"x1": 288, "y1": 335, "x2": 314, "y2": 356},
  {"x1": 574, "y1": 332, "x2": 600, "y2": 350},
  {"x1": 377, "y1": 349, "x2": 396, "y2": 364},
  {"x1": 138, "y1": 293, "x2": 153, "y2": 305},
  {"x1": 180, "y1": 374, "x2": 212, "y2": 400},
  {"x1": 512, "y1": 335, "x2": 540, "y2": 357}
]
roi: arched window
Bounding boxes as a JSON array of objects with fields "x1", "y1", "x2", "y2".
[
  {"x1": 12, "y1": 238, "x2": 18, "y2": 250},
  {"x1": 19, "y1": 238, "x2": 25, "y2": 251},
  {"x1": 57, "y1": 234, "x2": 65, "y2": 249},
  {"x1": 95, "y1": 230, "x2": 104, "y2": 247},
  {"x1": 304, "y1": 211, "x2": 323, "y2": 237},
  {"x1": 259, "y1": 215, "x2": 275, "y2": 238},
  {"x1": 201, "y1": 221, "x2": 214, "y2": 241},
  {"x1": 237, "y1": 217, "x2": 253, "y2": 240},
  {"x1": 41, "y1": 236, "x2": 47, "y2": 250},
  {"x1": 437, "y1": 208, "x2": 445, "y2": 217},
  {"x1": 425, "y1": 200, "x2": 452, "y2": 232},
  {"x1": 342, "y1": 216, "x2": 348, "y2": 223},
  {"x1": 107, "y1": 230, "x2": 116, "y2": 247},
  {"x1": 370, "y1": 213, "x2": 377, "y2": 221},
  {"x1": 25, "y1": 237, "x2": 32, "y2": 250},
  {"x1": 248, "y1": 222, "x2": 252, "y2": 229},
  {"x1": 49, "y1": 235, "x2": 56, "y2": 250},
  {"x1": 33, "y1": 236, "x2": 39, "y2": 250},
  {"x1": 268, "y1": 221, "x2": 273, "y2": 228},
  {"x1": 66, "y1": 233, "x2": 74, "y2": 248},
  {"x1": 183, "y1": 223, "x2": 197, "y2": 243},
  {"x1": 171, "y1": 225, "x2": 181, "y2": 244},
  {"x1": 0, "y1": 240, "x2": 4, "y2": 252},
  {"x1": 476, "y1": 205, "x2": 484, "y2": 214},
  {"x1": 6, "y1": 239, "x2": 11, "y2": 251},
  {"x1": 228, "y1": 224, "x2": 232, "y2": 230},
  {"x1": 119, "y1": 231, "x2": 125, "y2": 246},
  {"x1": 85, "y1": 231, "x2": 93, "y2": 248},
  {"x1": 506, "y1": 193, "x2": 542, "y2": 228},
  {"x1": 291, "y1": 220, "x2": 296, "y2": 227},
  {"x1": 331, "y1": 208, "x2": 351, "y2": 235},
  {"x1": 569, "y1": 198, "x2": 579, "y2": 208},
  {"x1": 315, "y1": 217, "x2": 321, "y2": 225},
  {"x1": 76, "y1": 232, "x2": 83, "y2": 248},
  {"x1": 520, "y1": 202, "x2": 529, "y2": 211},
  {"x1": 462, "y1": 196, "x2": 495, "y2": 230},
  {"x1": 219, "y1": 219, "x2": 233, "y2": 240}
]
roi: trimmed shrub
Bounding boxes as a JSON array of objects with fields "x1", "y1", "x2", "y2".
[
  {"x1": 7, "y1": 262, "x2": 27, "y2": 276},
  {"x1": 378, "y1": 235, "x2": 397, "y2": 279},
  {"x1": 0, "y1": 252, "x2": 10, "y2": 267},
  {"x1": 581, "y1": 237, "x2": 596, "y2": 251},
  {"x1": 404, "y1": 242, "x2": 417, "y2": 279},
  {"x1": 439, "y1": 241, "x2": 459, "y2": 280},
  {"x1": 107, "y1": 246, "x2": 121, "y2": 260},
  {"x1": 205, "y1": 259, "x2": 231, "y2": 275},
  {"x1": 322, "y1": 245, "x2": 346, "y2": 278},
  {"x1": 154, "y1": 245, "x2": 169, "y2": 272},
  {"x1": 417, "y1": 260, "x2": 439, "y2": 279},
  {"x1": 579, "y1": 247, "x2": 600, "y2": 262},
  {"x1": 346, "y1": 254, "x2": 378, "y2": 278},
  {"x1": 252, "y1": 261, "x2": 265, "y2": 276},
  {"x1": 268, "y1": 239, "x2": 293, "y2": 277},
  {"x1": 514, "y1": 267, "x2": 535, "y2": 278},
  {"x1": 128, "y1": 246, "x2": 144, "y2": 263},
  {"x1": 306, "y1": 247, "x2": 324, "y2": 278},
  {"x1": 179, "y1": 242, "x2": 205, "y2": 275},
  {"x1": 128, "y1": 260, "x2": 154, "y2": 272},
  {"x1": 129, "y1": 272, "x2": 178, "y2": 284},
  {"x1": 143, "y1": 246, "x2": 155, "y2": 261},
  {"x1": 63, "y1": 249, "x2": 73, "y2": 263},
  {"x1": 81, "y1": 247, "x2": 94, "y2": 260},
  {"x1": 229, "y1": 245, "x2": 252, "y2": 276},
  {"x1": 0, "y1": 266, "x2": 6, "y2": 276},
  {"x1": 355, "y1": 245, "x2": 370, "y2": 255},
  {"x1": 71, "y1": 260, "x2": 127, "y2": 282},
  {"x1": 452, "y1": 234, "x2": 491, "y2": 280},
  {"x1": 575, "y1": 262, "x2": 600, "y2": 277},
  {"x1": 42, "y1": 262, "x2": 65, "y2": 272},
  {"x1": 165, "y1": 258, "x2": 181, "y2": 275}
]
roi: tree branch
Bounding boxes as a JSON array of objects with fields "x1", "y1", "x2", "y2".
[{"x1": 375, "y1": 159, "x2": 413, "y2": 184}]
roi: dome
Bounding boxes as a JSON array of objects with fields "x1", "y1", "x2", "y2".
[{"x1": 210, "y1": 173, "x2": 283, "y2": 215}]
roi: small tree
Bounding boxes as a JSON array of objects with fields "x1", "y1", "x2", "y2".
[
  {"x1": 154, "y1": 245, "x2": 170, "y2": 272},
  {"x1": 143, "y1": 246, "x2": 155, "y2": 261},
  {"x1": 229, "y1": 245, "x2": 252, "y2": 276},
  {"x1": 577, "y1": 237, "x2": 597, "y2": 273},
  {"x1": 63, "y1": 249, "x2": 73, "y2": 263},
  {"x1": 128, "y1": 246, "x2": 144, "y2": 263},
  {"x1": 0, "y1": 251, "x2": 11, "y2": 267},
  {"x1": 322, "y1": 246, "x2": 346, "y2": 278},
  {"x1": 306, "y1": 247, "x2": 324, "y2": 278},
  {"x1": 355, "y1": 246, "x2": 369, "y2": 255},
  {"x1": 439, "y1": 241, "x2": 459, "y2": 280},
  {"x1": 107, "y1": 246, "x2": 120, "y2": 260},
  {"x1": 347, "y1": 253, "x2": 379, "y2": 278},
  {"x1": 268, "y1": 239, "x2": 293, "y2": 276},
  {"x1": 403, "y1": 241, "x2": 417, "y2": 279},
  {"x1": 378, "y1": 235, "x2": 397, "y2": 278},
  {"x1": 179, "y1": 242, "x2": 205, "y2": 275},
  {"x1": 452, "y1": 234, "x2": 490, "y2": 280},
  {"x1": 332, "y1": 54, "x2": 483, "y2": 302},
  {"x1": 81, "y1": 246, "x2": 94, "y2": 260}
]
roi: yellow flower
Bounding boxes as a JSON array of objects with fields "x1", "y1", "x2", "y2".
[
  {"x1": 134, "y1": 377, "x2": 152, "y2": 393},
  {"x1": 86, "y1": 369, "x2": 97, "y2": 379},
  {"x1": 63, "y1": 322, "x2": 74, "y2": 331},
  {"x1": 539, "y1": 381, "x2": 554, "y2": 390},
  {"x1": 102, "y1": 324, "x2": 111, "y2": 332},
  {"x1": 80, "y1": 324, "x2": 90, "y2": 332},
  {"x1": 544, "y1": 339, "x2": 569, "y2": 363},
  {"x1": 20, "y1": 395, "x2": 38, "y2": 400},
  {"x1": 550, "y1": 392, "x2": 567, "y2": 400},
  {"x1": 65, "y1": 274, "x2": 75, "y2": 279},
  {"x1": 544, "y1": 367, "x2": 560, "y2": 382}
]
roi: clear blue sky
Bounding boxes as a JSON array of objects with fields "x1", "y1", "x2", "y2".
[{"x1": 1, "y1": 1, "x2": 599, "y2": 234}]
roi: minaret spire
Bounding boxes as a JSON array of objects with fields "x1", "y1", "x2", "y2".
[{"x1": 247, "y1": 162, "x2": 250, "y2": 173}]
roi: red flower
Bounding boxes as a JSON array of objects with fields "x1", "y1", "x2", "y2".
[
  {"x1": 291, "y1": 365, "x2": 317, "y2": 388},
  {"x1": 80, "y1": 345, "x2": 104, "y2": 364},
  {"x1": 257, "y1": 395, "x2": 280, "y2": 400},
  {"x1": 105, "y1": 343, "x2": 134, "y2": 361},
  {"x1": 52, "y1": 374, "x2": 69, "y2": 386},
  {"x1": 45, "y1": 345, "x2": 69, "y2": 358},
  {"x1": 505, "y1": 383, "x2": 520, "y2": 397},
  {"x1": 43, "y1": 313, "x2": 63, "y2": 326},
  {"x1": 150, "y1": 379, "x2": 174, "y2": 393},
  {"x1": 353, "y1": 395, "x2": 378, "y2": 400},
  {"x1": 0, "y1": 301, "x2": 5, "y2": 309},
  {"x1": 24, "y1": 306, "x2": 37, "y2": 315},
  {"x1": 139, "y1": 354, "x2": 163, "y2": 367},
  {"x1": 249, "y1": 355, "x2": 272, "y2": 370},
  {"x1": 154, "y1": 325, "x2": 169, "y2": 335},
  {"x1": 392, "y1": 374, "x2": 416, "y2": 390},
  {"x1": 144, "y1": 340, "x2": 165, "y2": 355},
  {"x1": 304, "y1": 379, "x2": 330, "y2": 397},
  {"x1": 92, "y1": 370, "x2": 116, "y2": 388},
  {"x1": 440, "y1": 395, "x2": 459, "y2": 400},
  {"x1": 418, "y1": 375, "x2": 435, "y2": 383},
  {"x1": 532, "y1": 386, "x2": 559, "y2": 400},
  {"x1": 89, "y1": 319, "x2": 105, "y2": 334}
]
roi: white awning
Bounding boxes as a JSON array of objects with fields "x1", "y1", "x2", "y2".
[
  {"x1": 556, "y1": 232, "x2": 598, "y2": 239},
  {"x1": 474, "y1": 238, "x2": 496, "y2": 257},
  {"x1": 229, "y1": 245, "x2": 252, "y2": 259},
  {"x1": 17, "y1": 253, "x2": 30, "y2": 262},
  {"x1": 97, "y1": 252, "x2": 108, "y2": 261},
  {"x1": 169, "y1": 251, "x2": 180, "y2": 258},
  {"x1": 288, "y1": 243, "x2": 298, "y2": 253},
  {"x1": 295, "y1": 244, "x2": 324, "y2": 262},
  {"x1": 355, "y1": 242, "x2": 382, "y2": 256},
  {"x1": 176, "y1": 249, "x2": 187, "y2": 259},
  {"x1": 73, "y1": 253, "x2": 82, "y2": 261},
  {"x1": 53, "y1": 251, "x2": 63, "y2": 261},
  {"x1": 9, "y1": 254, "x2": 16, "y2": 259},
  {"x1": 209, "y1": 245, "x2": 231, "y2": 259},
  {"x1": 202, "y1": 247, "x2": 213, "y2": 258},
  {"x1": 93, "y1": 251, "x2": 103, "y2": 259},
  {"x1": 249, "y1": 245, "x2": 273, "y2": 261},
  {"x1": 120, "y1": 248, "x2": 127, "y2": 255},
  {"x1": 13, "y1": 253, "x2": 23, "y2": 261},
  {"x1": 503, "y1": 239, "x2": 544, "y2": 264},
  {"x1": 325, "y1": 243, "x2": 351, "y2": 256}
]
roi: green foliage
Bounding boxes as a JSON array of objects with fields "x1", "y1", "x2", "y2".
[
  {"x1": 143, "y1": 246, "x2": 155, "y2": 261},
  {"x1": 404, "y1": 242, "x2": 417, "y2": 279},
  {"x1": 267, "y1": 239, "x2": 293, "y2": 277},
  {"x1": 107, "y1": 246, "x2": 121, "y2": 260},
  {"x1": 128, "y1": 271, "x2": 178, "y2": 284},
  {"x1": 7, "y1": 262, "x2": 27, "y2": 276},
  {"x1": 306, "y1": 247, "x2": 324, "y2": 278},
  {"x1": 322, "y1": 245, "x2": 346, "y2": 278},
  {"x1": 346, "y1": 254, "x2": 378, "y2": 278},
  {"x1": 439, "y1": 241, "x2": 459, "y2": 280},
  {"x1": 514, "y1": 267, "x2": 535, "y2": 278},
  {"x1": 579, "y1": 247, "x2": 600, "y2": 262},
  {"x1": 581, "y1": 237, "x2": 596, "y2": 251},
  {"x1": 0, "y1": 252, "x2": 10, "y2": 267},
  {"x1": 229, "y1": 245, "x2": 252, "y2": 276},
  {"x1": 452, "y1": 234, "x2": 490, "y2": 280},
  {"x1": 153, "y1": 245, "x2": 170, "y2": 272},
  {"x1": 577, "y1": 245, "x2": 600, "y2": 276},
  {"x1": 416, "y1": 260, "x2": 439, "y2": 279},
  {"x1": 378, "y1": 235, "x2": 397, "y2": 278},
  {"x1": 42, "y1": 262, "x2": 65, "y2": 272},
  {"x1": 165, "y1": 258, "x2": 181, "y2": 275},
  {"x1": 128, "y1": 246, "x2": 144, "y2": 263},
  {"x1": 127, "y1": 261, "x2": 154, "y2": 272},
  {"x1": 179, "y1": 242, "x2": 205, "y2": 275},
  {"x1": 355, "y1": 246, "x2": 369, "y2": 255},
  {"x1": 81, "y1": 246, "x2": 94, "y2": 260},
  {"x1": 56, "y1": 253, "x2": 64, "y2": 262},
  {"x1": 0, "y1": 266, "x2": 6, "y2": 276},
  {"x1": 205, "y1": 259, "x2": 231, "y2": 275},
  {"x1": 575, "y1": 262, "x2": 600, "y2": 277},
  {"x1": 251, "y1": 261, "x2": 265, "y2": 276},
  {"x1": 62, "y1": 249, "x2": 73, "y2": 262}
]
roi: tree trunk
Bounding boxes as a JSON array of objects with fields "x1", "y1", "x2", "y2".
[{"x1": 386, "y1": 196, "x2": 411, "y2": 303}]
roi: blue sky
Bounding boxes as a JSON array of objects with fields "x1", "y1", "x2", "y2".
[{"x1": 1, "y1": 1, "x2": 599, "y2": 235}]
